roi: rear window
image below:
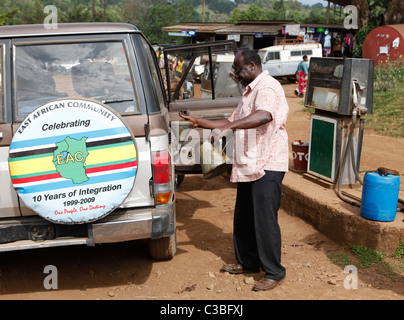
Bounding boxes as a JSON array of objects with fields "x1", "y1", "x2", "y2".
[
  {"x1": 291, "y1": 50, "x2": 302, "y2": 57},
  {"x1": 291, "y1": 49, "x2": 313, "y2": 57},
  {"x1": 164, "y1": 42, "x2": 241, "y2": 101},
  {"x1": 14, "y1": 41, "x2": 140, "y2": 120}
]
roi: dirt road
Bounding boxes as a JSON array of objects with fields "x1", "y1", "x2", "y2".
[{"x1": 0, "y1": 83, "x2": 403, "y2": 301}]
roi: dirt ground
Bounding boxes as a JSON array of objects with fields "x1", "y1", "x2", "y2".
[{"x1": 0, "y1": 83, "x2": 403, "y2": 301}]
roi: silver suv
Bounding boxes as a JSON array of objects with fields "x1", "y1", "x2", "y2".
[{"x1": 0, "y1": 23, "x2": 240, "y2": 259}]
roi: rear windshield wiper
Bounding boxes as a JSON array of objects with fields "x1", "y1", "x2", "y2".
[{"x1": 102, "y1": 98, "x2": 134, "y2": 104}]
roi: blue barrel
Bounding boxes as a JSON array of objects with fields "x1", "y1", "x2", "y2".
[{"x1": 361, "y1": 171, "x2": 400, "y2": 222}]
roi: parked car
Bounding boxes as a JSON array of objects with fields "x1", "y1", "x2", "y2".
[
  {"x1": 0, "y1": 23, "x2": 240, "y2": 258},
  {"x1": 258, "y1": 42, "x2": 322, "y2": 80}
]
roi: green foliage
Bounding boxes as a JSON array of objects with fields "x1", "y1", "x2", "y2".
[
  {"x1": 226, "y1": 4, "x2": 269, "y2": 23},
  {"x1": 328, "y1": 243, "x2": 404, "y2": 282},
  {"x1": 365, "y1": 82, "x2": 404, "y2": 137},
  {"x1": 350, "y1": 245, "x2": 385, "y2": 268},
  {"x1": 352, "y1": 24, "x2": 376, "y2": 58},
  {"x1": 373, "y1": 56, "x2": 404, "y2": 92},
  {"x1": 0, "y1": 8, "x2": 19, "y2": 26},
  {"x1": 363, "y1": 56, "x2": 404, "y2": 137},
  {"x1": 143, "y1": 1, "x2": 200, "y2": 43},
  {"x1": 327, "y1": 253, "x2": 354, "y2": 267},
  {"x1": 226, "y1": 0, "x2": 322, "y2": 23},
  {"x1": 392, "y1": 240, "x2": 404, "y2": 260}
]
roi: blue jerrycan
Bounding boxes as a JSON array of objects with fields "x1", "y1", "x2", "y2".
[{"x1": 360, "y1": 168, "x2": 400, "y2": 222}]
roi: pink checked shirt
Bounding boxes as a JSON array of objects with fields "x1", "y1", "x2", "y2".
[{"x1": 228, "y1": 70, "x2": 289, "y2": 183}]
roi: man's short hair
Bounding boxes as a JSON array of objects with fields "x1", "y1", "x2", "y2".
[{"x1": 238, "y1": 49, "x2": 262, "y2": 68}]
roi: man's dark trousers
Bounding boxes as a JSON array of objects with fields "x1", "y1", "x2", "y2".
[{"x1": 233, "y1": 170, "x2": 286, "y2": 281}]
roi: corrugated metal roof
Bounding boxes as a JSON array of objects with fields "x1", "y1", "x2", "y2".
[
  {"x1": 300, "y1": 23, "x2": 345, "y2": 29},
  {"x1": 215, "y1": 24, "x2": 281, "y2": 36},
  {"x1": 162, "y1": 23, "x2": 281, "y2": 35},
  {"x1": 162, "y1": 23, "x2": 232, "y2": 33}
]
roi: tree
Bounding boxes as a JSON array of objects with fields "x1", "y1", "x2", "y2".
[
  {"x1": 13, "y1": 0, "x2": 46, "y2": 24},
  {"x1": 350, "y1": 0, "x2": 369, "y2": 28},
  {"x1": 143, "y1": 1, "x2": 200, "y2": 43},
  {"x1": 273, "y1": 0, "x2": 286, "y2": 20},
  {"x1": 384, "y1": 0, "x2": 404, "y2": 24},
  {"x1": 0, "y1": 8, "x2": 19, "y2": 25},
  {"x1": 206, "y1": 0, "x2": 235, "y2": 14},
  {"x1": 226, "y1": 4, "x2": 270, "y2": 23}
]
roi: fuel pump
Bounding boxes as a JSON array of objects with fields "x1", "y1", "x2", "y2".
[
  {"x1": 304, "y1": 57, "x2": 374, "y2": 185},
  {"x1": 305, "y1": 57, "x2": 403, "y2": 215}
]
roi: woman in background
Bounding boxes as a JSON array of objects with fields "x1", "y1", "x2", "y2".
[{"x1": 295, "y1": 55, "x2": 309, "y2": 98}]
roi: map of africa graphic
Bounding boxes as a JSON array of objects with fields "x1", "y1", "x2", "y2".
[{"x1": 52, "y1": 136, "x2": 89, "y2": 184}]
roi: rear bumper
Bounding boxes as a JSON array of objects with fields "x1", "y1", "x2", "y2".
[{"x1": 0, "y1": 203, "x2": 175, "y2": 252}]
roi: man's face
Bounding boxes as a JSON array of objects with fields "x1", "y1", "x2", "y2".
[{"x1": 232, "y1": 53, "x2": 255, "y2": 87}]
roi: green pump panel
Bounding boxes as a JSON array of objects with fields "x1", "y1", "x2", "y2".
[{"x1": 308, "y1": 115, "x2": 337, "y2": 181}]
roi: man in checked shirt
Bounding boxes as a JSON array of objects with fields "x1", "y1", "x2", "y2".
[{"x1": 181, "y1": 49, "x2": 289, "y2": 291}]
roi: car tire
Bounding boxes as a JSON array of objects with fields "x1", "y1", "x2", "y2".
[
  {"x1": 174, "y1": 174, "x2": 185, "y2": 190},
  {"x1": 149, "y1": 232, "x2": 177, "y2": 260}
]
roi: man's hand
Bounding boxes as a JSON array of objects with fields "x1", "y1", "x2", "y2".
[{"x1": 180, "y1": 114, "x2": 198, "y2": 128}]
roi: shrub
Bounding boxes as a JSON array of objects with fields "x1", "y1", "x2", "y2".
[{"x1": 373, "y1": 56, "x2": 404, "y2": 92}]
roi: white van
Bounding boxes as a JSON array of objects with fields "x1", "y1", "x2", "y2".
[{"x1": 258, "y1": 43, "x2": 322, "y2": 79}]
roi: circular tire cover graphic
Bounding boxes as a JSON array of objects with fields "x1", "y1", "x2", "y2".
[{"x1": 9, "y1": 98, "x2": 137, "y2": 224}]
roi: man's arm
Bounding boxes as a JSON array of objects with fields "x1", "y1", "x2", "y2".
[
  {"x1": 181, "y1": 110, "x2": 271, "y2": 131},
  {"x1": 180, "y1": 114, "x2": 230, "y2": 129},
  {"x1": 224, "y1": 110, "x2": 272, "y2": 131}
]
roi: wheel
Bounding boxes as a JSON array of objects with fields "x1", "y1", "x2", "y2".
[
  {"x1": 149, "y1": 232, "x2": 177, "y2": 260},
  {"x1": 174, "y1": 174, "x2": 185, "y2": 190}
]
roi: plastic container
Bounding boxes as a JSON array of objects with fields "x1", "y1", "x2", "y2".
[
  {"x1": 200, "y1": 140, "x2": 231, "y2": 179},
  {"x1": 291, "y1": 140, "x2": 309, "y2": 172},
  {"x1": 360, "y1": 170, "x2": 400, "y2": 222}
]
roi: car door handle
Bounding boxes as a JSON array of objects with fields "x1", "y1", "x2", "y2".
[
  {"x1": 200, "y1": 113, "x2": 231, "y2": 119},
  {"x1": 179, "y1": 110, "x2": 190, "y2": 116}
]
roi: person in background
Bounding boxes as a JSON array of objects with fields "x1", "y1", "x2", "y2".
[
  {"x1": 181, "y1": 49, "x2": 289, "y2": 291},
  {"x1": 175, "y1": 56, "x2": 184, "y2": 79},
  {"x1": 323, "y1": 30, "x2": 332, "y2": 57},
  {"x1": 295, "y1": 55, "x2": 309, "y2": 98}
]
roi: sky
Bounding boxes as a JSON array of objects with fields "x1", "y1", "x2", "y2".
[{"x1": 297, "y1": 0, "x2": 326, "y2": 7}]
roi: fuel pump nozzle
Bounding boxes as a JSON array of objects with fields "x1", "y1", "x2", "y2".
[
  {"x1": 337, "y1": 79, "x2": 365, "y2": 207},
  {"x1": 352, "y1": 79, "x2": 368, "y2": 115}
]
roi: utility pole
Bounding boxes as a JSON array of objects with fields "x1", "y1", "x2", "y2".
[
  {"x1": 93, "y1": 0, "x2": 96, "y2": 21},
  {"x1": 202, "y1": 0, "x2": 205, "y2": 23}
]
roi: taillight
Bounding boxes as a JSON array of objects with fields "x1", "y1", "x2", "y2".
[{"x1": 152, "y1": 151, "x2": 172, "y2": 204}]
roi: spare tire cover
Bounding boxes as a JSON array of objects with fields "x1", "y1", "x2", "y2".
[{"x1": 8, "y1": 98, "x2": 138, "y2": 224}]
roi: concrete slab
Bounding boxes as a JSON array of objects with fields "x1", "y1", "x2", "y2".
[
  {"x1": 281, "y1": 170, "x2": 404, "y2": 255},
  {"x1": 281, "y1": 82, "x2": 404, "y2": 255}
]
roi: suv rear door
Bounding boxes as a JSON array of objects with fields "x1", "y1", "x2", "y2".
[
  {"x1": 10, "y1": 33, "x2": 156, "y2": 217},
  {"x1": 163, "y1": 41, "x2": 241, "y2": 174}
]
